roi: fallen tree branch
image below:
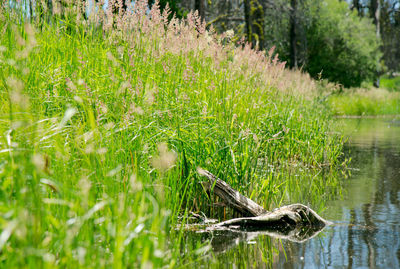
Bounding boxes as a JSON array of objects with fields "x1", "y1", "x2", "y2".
[
  {"x1": 197, "y1": 168, "x2": 330, "y2": 230},
  {"x1": 197, "y1": 168, "x2": 267, "y2": 217}
]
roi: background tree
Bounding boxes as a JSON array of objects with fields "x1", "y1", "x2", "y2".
[
  {"x1": 22, "y1": 0, "x2": 398, "y2": 87},
  {"x1": 306, "y1": 0, "x2": 380, "y2": 87},
  {"x1": 370, "y1": 0, "x2": 382, "y2": 86},
  {"x1": 379, "y1": 0, "x2": 400, "y2": 74},
  {"x1": 352, "y1": 0, "x2": 363, "y2": 13},
  {"x1": 194, "y1": 0, "x2": 205, "y2": 19},
  {"x1": 289, "y1": 0, "x2": 298, "y2": 68},
  {"x1": 244, "y1": 0, "x2": 265, "y2": 49},
  {"x1": 351, "y1": 0, "x2": 400, "y2": 75}
]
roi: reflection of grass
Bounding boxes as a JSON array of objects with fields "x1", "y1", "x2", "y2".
[
  {"x1": 328, "y1": 88, "x2": 400, "y2": 116},
  {"x1": 182, "y1": 230, "x2": 278, "y2": 268},
  {"x1": 335, "y1": 118, "x2": 400, "y2": 149},
  {"x1": 326, "y1": 118, "x2": 400, "y2": 223}
]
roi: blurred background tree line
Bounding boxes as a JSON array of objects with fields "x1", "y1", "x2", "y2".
[
  {"x1": 9, "y1": 0, "x2": 400, "y2": 87},
  {"x1": 179, "y1": 0, "x2": 400, "y2": 88}
]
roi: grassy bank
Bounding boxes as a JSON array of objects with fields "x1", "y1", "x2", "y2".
[
  {"x1": 328, "y1": 88, "x2": 400, "y2": 116},
  {"x1": 381, "y1": 75, "x2": 400, "y2": 92},
  {"x1": 0, "y1": 2, "x2": 344, "y2": 267}
]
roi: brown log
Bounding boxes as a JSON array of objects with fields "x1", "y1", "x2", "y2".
[
  {"x1": 197, "y1": 168, "x2": 267, "y2": 217},
  {"x1": 197, "y1": 168, "x2": 329, "y2": 229},
  {"x1": 215, "y1": 204, "x2": 329, "y2": 228}
]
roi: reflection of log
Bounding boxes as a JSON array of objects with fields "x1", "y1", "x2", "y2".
[
  {"x1": 197, "y1": 168, "x2": 330, "y2": 231},
  {"x1": 200, "y1": 224, "x2": 324, "y2": 254}
]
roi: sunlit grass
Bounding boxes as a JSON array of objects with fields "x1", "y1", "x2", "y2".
[
  {"x1": 328, "y1": 88, "x2": 400, "y2": 116},
  {"x1": 381, "y1": 75, "x2": 400, "y2": 92},
  {"x1": 0, "y1": 1, "x2": 345, "y2": 267}
]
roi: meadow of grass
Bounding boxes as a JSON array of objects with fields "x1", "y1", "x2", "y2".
[
  {"x1": 0, "y1": 1, "x2": 345, "y2": 267},
  {"x1": 381, "y1": 75, "x2": 400, "y2": 92},
  {"x1": 328, "y1": 87, "x2": 400, "y2": 116}
]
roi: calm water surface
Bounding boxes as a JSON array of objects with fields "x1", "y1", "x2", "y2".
[
  {"x1": 276, "y1": 118, "x2": 400, "y2": 268},
  {"x1": 183, "y1": 118, "x2": 400, "y2": 268}
]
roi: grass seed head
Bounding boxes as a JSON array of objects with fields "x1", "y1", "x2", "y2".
[{"x1": 151, "y1": 142, "x2": 177, "y2": 173}]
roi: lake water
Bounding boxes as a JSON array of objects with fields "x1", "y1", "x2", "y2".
[{"x1": 182, "y1": 118, "x2": 400, "y2": 268}]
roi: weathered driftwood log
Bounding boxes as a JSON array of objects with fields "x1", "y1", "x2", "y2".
[
  {"x1": 197, "y1": 168, "x2": 330, "y2": 230},
  {"x1": 198, "y1": 168, "x2": 267, "y2": 217},
  {"x1": 214, "y1": 203, "x2": 328, "y2": 229}
]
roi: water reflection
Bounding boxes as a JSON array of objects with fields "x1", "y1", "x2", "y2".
[
  {"x1": 202, "y1": 224, "x2": 326, "y2": 250},
  {"x1": 277, "y1": 118, "x2": 400, "y2": 268},
  {"x1": 181, "y1": 230, "x2": 279, "y2": 268}
]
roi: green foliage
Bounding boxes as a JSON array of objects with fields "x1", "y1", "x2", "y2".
[
  {"x1": 306, "y1": 0, "x2": 381, "y2": 87},
  {"x1": 263, "y1": 0, "x2": 381, "y2": 87}
]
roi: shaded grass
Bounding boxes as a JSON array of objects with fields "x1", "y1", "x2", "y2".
[{"x1": 0, "y1": 3, "x2": 345, "y2": 268}]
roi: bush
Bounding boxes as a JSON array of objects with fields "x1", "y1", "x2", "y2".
[{"x1": 306, "y1": 0, "x2": 381, "y2": 87}]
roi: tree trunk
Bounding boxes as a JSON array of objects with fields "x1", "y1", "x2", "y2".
[
  {"x1": 244, "y1": 0, "x2": 252, "y2": 45},
  {"x1": 243, "y1": 0, "x2": 264, "y2": 50},
  {"x1": 370, "y1": 0, "x2": 381, "y2": 87},
  {"x1": 352, "y1": 0, "x2": 362, "y2": 15},
  {"x1": 194, "y1": 0, "x2": 205, "y2": 19},
  {"x1": 370, "y1": 0, "x2": 381, "y2": 32},
  {"x1": 29, "y1": 0, "x2": 33, "y2": 21},
  {"x1": 251, "y1": 0, "x2": 265, "y2": 50},
  {"x1": 290, "y1": 0, "x2": 298, "y2": 68}
]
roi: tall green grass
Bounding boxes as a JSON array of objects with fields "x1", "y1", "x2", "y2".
[{"x1": 0, "y1": 1, "x2": 345, "y2": 267}]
